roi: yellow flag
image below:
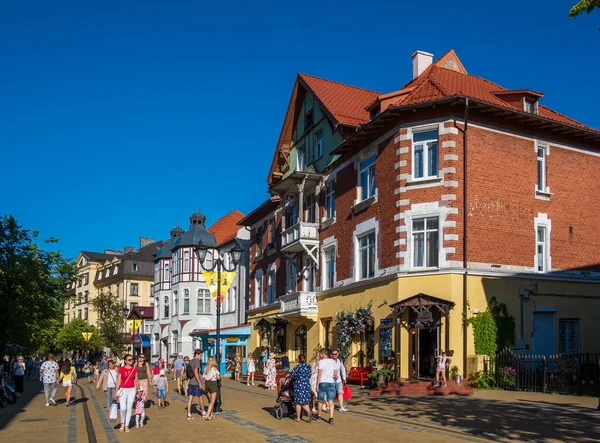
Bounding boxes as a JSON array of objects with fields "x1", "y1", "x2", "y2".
[
  {"x1": 132, "y1": 320, "x2": 142, "y2": 333},
  {"x1": 81, "y1": 332, "x2": 93, "y2": 342},
  {"x1": 126, "y1": 320, "x2": 134, "y2": 333},
  {"x1": 201, "y1": 270, "x2": 236, "y2": 305}
]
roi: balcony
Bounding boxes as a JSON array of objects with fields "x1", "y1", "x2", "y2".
[
  {"x1": 280, "y1": 291, "x2": 318, "y2": 319},
  {"x1": 281, "y1": 222, "x2": 319, "y2": 253}
]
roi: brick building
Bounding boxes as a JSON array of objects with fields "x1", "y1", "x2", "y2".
[{"x1": 241, "y1": 49, "x2": 600, "y2": 378}]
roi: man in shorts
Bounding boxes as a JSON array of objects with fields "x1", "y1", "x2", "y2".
[
  {"x1": 315, "y1": 348, "x2": 336, "y2": 424},
  {"x1": 332, "y1": 349, "x2": 348, "y2": 412},
  {"x1": 186, "y1": 349, "x2": 206, "y2": 419},
  {"x1": 173, "y1": 353, "x2": 185, "y2": 394}
]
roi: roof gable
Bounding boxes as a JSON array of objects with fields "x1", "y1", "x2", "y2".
[{"x1": 208, "y1": 209, "x2": 245, "y2": 245}]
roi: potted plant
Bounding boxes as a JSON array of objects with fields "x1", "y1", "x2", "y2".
[
  {"x1": 450, "y1": 365, "x2": 461, "y2": 384},
  {"x1": 367, "y1": 369, "x2": 394, "y2": 387}
]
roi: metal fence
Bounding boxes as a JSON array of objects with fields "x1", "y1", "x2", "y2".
[{"x1": 483, "y1": 349, "x2": 600, "y2": 396}]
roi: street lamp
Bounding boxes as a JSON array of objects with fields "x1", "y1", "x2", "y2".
[{"x1": 195, "y1": 238, "x2": 243, "y2": 412}]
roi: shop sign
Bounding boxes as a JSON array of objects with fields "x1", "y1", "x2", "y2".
[
  {"x1": 380, "y1": 318, "x2": 393, "y2": 325},
  {"x1": 226, "y1": 336, "x2": 238, "y2": 343}
]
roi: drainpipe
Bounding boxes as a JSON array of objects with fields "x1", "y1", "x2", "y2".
[{"x1": 462, "y1": 98, "x2": 470, "y2": 377}]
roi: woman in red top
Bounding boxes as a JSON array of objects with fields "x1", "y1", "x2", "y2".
[{"x1": 114, "y1": 354, "x2": 139, "y2": 433}]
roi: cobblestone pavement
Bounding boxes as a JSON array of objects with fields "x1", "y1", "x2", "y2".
[{"x1": 1, "y1": 378, "x2": 599, "y2": 442}]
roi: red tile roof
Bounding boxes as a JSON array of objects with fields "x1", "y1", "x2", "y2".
[
  {"x1": 298, "y1": 73, "x2": 381, "y2": 127},
  {"x1": 389, "y1": 52, "x2": 596, "y2": 131},
  {"x1": 208, "y1": 209, "x2": 245, "y2": 245}
]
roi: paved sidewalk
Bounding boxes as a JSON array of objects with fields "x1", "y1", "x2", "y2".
[{"x1": 1, "y1": 378, "x2": 598, "y2": 442}]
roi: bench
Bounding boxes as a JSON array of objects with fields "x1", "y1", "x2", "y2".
[{"x1": 347, "y1": 367, "x2": 372, "y2": 388}]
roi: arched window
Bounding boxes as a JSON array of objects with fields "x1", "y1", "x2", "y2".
[
  {"x1": 163, "y1": 295, "x2": 169, "y2": 318},
  {"x1": 184, "y1": 250, "x2": 190, "y2": 272},
  {"x1": 163, "y1": 262, "x2": 170, "y2": 282},
  {"x1": 198, "y1": 289, "x2": 211, "y2": 314},
  {"x1": 295, "y1": 325, "x2": 307, "y2": 357},
  {"x1": 173, "y1": 291, "x2": 178, "y2": 316},
  {"x1": 183, "y1": 289, "x2": 190, "y2": 314}
]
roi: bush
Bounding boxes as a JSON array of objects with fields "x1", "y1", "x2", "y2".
[{"x1": 468, "y1": 370, "x2": 497, "y2": 389}]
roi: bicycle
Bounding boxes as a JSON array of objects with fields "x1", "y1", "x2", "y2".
[{"x1": 0, "y1": 372, "x2": 17, "y2": 407}]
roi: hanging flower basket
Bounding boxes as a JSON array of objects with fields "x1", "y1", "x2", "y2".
[{"x1": 334, "y1": 303, "x2": 375, "y2": 361}]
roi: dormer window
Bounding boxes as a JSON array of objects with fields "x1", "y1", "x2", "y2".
[{"x1": 524, "y1": 98, "x2": 538, "y2": 115}]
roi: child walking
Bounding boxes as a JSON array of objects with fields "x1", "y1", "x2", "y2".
[
  {"x1": 246, "y1": 353, "x2": 255, "y2": 386},
  {"x1": 155, "y1": 369, "x2": 167, "y2": 409},
  {"x1": 135, "y1": 389, "x2": 146, "y2": 427}
]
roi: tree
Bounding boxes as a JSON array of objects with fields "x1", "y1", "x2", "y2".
[
  {"x1": 55, "y1": 318, "x2": 102, "y2": 355},
  {"x1": 569, "y1": 0, "x2": 599, "y2": 20},
  {"x1": 0, "y1": 215, "x2": 78, "y2": 358},
  {"x1": 91, "y1": 289, "x2": 127, "y2": 358}
]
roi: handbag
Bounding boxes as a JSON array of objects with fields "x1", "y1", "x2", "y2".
[
  {"x1": 109, "y1": 401, "x2": 118, "y2": 420},
  {"x1": 117, "y1": 368, "x2": 134, "y2": 397}
]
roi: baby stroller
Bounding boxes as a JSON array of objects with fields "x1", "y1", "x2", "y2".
[{"x1": 273, "y1": 376, "x2": 294, "y2": 420}]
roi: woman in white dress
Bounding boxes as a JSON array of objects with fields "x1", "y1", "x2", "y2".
[
  {"x1": 310, "y1": 354, "x2": 320, "y2": 413},
  {"x1": 246, "y1": 353, "x2": 256, "y2": 386}
]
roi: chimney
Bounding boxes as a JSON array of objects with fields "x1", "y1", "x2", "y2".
[
  {"x1": 412, "y1": 50, "x2": 433, "y2": 80},
  {"x1": 140, "y1": 237, "x2": 154, "y2": 249}
]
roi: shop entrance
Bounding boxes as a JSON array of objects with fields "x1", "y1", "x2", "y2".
[{"x1": 410, "y1": 326, "x2": 440, "y2": 379}]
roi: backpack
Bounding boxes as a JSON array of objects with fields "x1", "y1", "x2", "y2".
[{"x1": 185, "y1": 362, "x2": 195, "y2": 380}]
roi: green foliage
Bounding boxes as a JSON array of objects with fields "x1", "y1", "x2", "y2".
[
  {"x1": 468, "y1": 297, "x2": 516, "y2": 357},
  {"x1": 0, "y1": 215, "x2": 78, "y2": 357},
  {"x1": 569, "y1": 0, "x2": 599, "y2": 18},
  {"x1": 367, "y1": 368, "x2": 394, "y2": 380},
  {"x1": 91, "y1": 289, "x2": 127, "y2": 357},
  {"x1": 55, "y1": 318, "x2": 102, "y2": 353},
  {"x1": 334, "y1": 303, "x2": 374, "y2": 362},
  {"x1": 449, "y1": 365, "x2": 461, "y2": 378},
  {"x1": 469, "y1": 309, "x2": 498, "y2": 356},
  {"x1": 468, "y1": 370, "x2": 497, "y2": 389}
]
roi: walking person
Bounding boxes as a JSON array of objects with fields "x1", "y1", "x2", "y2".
[
  {"x1": 232, "y1": 353, "x2": 241, "y2": 381},
  {"x1": 434, "y1": 352, "x2": 450, "y2": 388},
  {"x1": 96, "y1": 359, "x2": 118, "y2": 409},
  {"x1": 246, "y1": 353, "x2": 256, "y2": 386},
  {"x1": 134, "y1": 389, "x2": 146, "y2": 428},
  {"x1": 113, "y1": 354, "x2": 139, "y2": 433},
  {"x1": 310, "y1": 355, "x2": 320, "y2": 414},
  {"x1": 34, "y1": 357, "x2": 42, "y2": 382},
  {"x1": 315, "y1": 348, "x2": 336, "y2": 424},
  {"x1": 331, "y1": 350, "x2": 348, "y2": 412},
  {"x1": 265, "y1": 353, "x2": 277, "y2": 390},
  {"x1": 203, "y1": 357, "x2": 220, "y2": 420},
  {"x1": 13, "y1": 356, "x2": 25, "y2": 397},
  {"x1": 154, "y1": 369, "x2": 167, "y2": 409},
  {"x1": 58, "y1": 359, "x2": 77, "y2": 407},
  {"x1": 40, "y1": 353, "x2": 60, "y2": 406},
  {"x1": 136, "y1": 354, "x2": 152, "y2": 394},
  {"x1": 173, "y1": 353, "x2": 185, "y2": 394},
  {"x1": 288, "y1": 354, "x2": 312, "y2": 422},
  {"x1": 186, "y1": 349, "x2": 206, "y2": 420},
  {"x1": 83, "y1": 361, "x2": 91, "y2": 382},
  {"x1": 180, "y1": 356, "x2": 191, "y2": 397}
]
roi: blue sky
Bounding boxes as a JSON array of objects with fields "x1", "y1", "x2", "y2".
[{"x1": 1, "y1": 0, "x2": 598, "y2": 260}]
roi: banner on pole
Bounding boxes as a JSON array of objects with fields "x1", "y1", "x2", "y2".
[
  {"x1": 82, "y1": 332, "x2": 93, "y2": 343},
  {"x1": 202, "y1": 270, "x2": 236, "y2": 305},
  {"x1": 126, "y1": 320, "x2": 142, "y2": 334}
]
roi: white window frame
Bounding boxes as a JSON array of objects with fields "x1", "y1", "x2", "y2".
[
  {"x1": 183, "y1": 289, "x2": 190, "y2": 314},
  {"x1": 353, "y1": 217, "x2": 379, "y2": 281},
  {"x1": 314, "y1": 130, "x2": 323, "y2": 160},
  {"x1": 297, "y1": 144, "x2": 305, "y2": 171},
  {"x1": 322, "y1": 242, "x2": 336, "y2": 290},
  {"x1": 266, "y1": 265, "x2": 276, "y2": 304},
  {"x1": 163, "y1": 262, "x2": 170, "y2": 282},
  {"x1": 411, "y1": 127, "x2": 439, "y2": 180},
  {"x1": 358, "y1": 155, "x2": 377, "y2": 201},
  {"x1": 411, "y1": 216, "x2": 440, "y2": 269},
  {"x1": 534, "y1": 213, "x2": 551, "y2": 273},
  {"x1": 305, "y1": 194, "x2": 316, "y2": 223},
  {"x1": 325, "y1": 180, "x2": 335, "y2": 220},
  {"x1": 229, "y1": 286, "x2": 237, "y2": 313},
  {"x1": 173, "y1": 251, "x2": 179, "y2": 275},
  {"x1": 163, "y1": 295, "x2": 169, "y2": 318},
  {"x1": 173, "y1": 290, "x2": 178, "y2": 316},
  {"x1": 183, "y1": 250, "x2": 190, "y2": 272},
  {"x1": 536, "y1": 142, "x2": 550, "y2": 195},
  {"x1": 303, "y1": 256, "x2": 316, "y2": 292},
  {"x1": 197, "y1": 288, "x2": 211, "y2": 314},
  {"x1": 254, "y1": 270, "x2": 263, "y2": 307},
  {"x1": 287, "y1": 260, "x2": 297, "y2": 293},
  {"x1": 130, "y1": 282, "x2": 138, "y2": 295}
]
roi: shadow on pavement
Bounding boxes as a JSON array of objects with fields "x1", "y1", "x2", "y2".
[
  {"x1": 0, "y1": 381, "x2": 43, "y2": 431},
  {"x1": 350, "y1": 393, "x2": 600, "y2": 442}
]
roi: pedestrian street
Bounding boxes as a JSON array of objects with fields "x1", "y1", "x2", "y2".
[{"x1": 1, "y1": 377, "x2": 599, "y2": 443}]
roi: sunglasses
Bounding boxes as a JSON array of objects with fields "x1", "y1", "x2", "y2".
[
  {"x1": 332, "y1": 353, "x2": 338, "y2": 356},
  {"x1": 126, "y1": 359, "x2": 133, "y2": 362}
]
